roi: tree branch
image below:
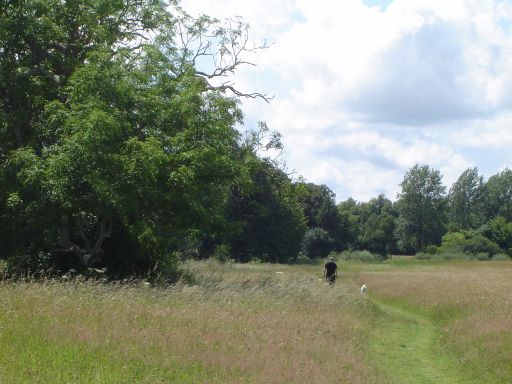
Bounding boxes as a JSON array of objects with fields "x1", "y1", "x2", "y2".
[
  {"x1": 93, "y1": 217, "x2": 113, "y2": 255},
  {"x1": 172, "y1": 13, "x2": 274, "y2": 103},
  {"x1": 204, "y1": 81, "x2": 273, "y2": 103},
  {"x1": 57, "y1": 216, "x2": 81, "y2": 253},
  {"x1": 79, "y1": 219, "x2": 91, "y2": 253}
]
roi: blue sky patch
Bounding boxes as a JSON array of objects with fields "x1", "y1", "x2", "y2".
[
  {"x1": 499, "y1": 17, "x2": 512, "y2": 36},
  {"x1": 363, "y1": 0, "x2": 393, "y2": 11}
]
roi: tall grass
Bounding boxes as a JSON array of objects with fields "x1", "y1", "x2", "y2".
[
  {"x1": 354, "y1": 260, "x2": 512, "y2": 382},
  {"x1": 2, "y1": 259, "x2": 511, "y2": 383},
  {"x1": 0, "y1": 261, "x2": 380, "y2": 384}
]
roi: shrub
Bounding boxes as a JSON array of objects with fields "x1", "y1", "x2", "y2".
[
  {"x1": 146, "y1": 252, "x2": 188, "y2": 284},
  {"x1": 424, "y1": 245, "x2": 440, "y2": 254},
  {"x1": 414, "y1": 252, "x2": 431, "y2": 260},
  {"x1": 463, "y1": 236, "x2": 499, "y2": 256},
  {"x1": 301, "y1": 228, "x2": 335, "y2": 259},
  {"x1": 337, "y1": 250, "x2": 382, "y2": 263},
  {"x1": 443, "y1": 252, "x2": 468, "y2": 260},
  {"x1": 440, "y1": 231, "x2": 501, "y2": 258},
  {"x1": 487, "y1": 216, "x2": 512, "y2": 251},
  {"x1": 212, "y1": 244, "x2": 231, "y2": 263},
  {"x1": 491, "y1": 253, "x2": 511, "y2": 261},
  {"x1": 465, "y1": 252, "x2": 491, "y2": 261},
  {"x1": 4, "y1": 252, "x2": 83, "y2": 278},
  {"x1": 415, "y1": 251, "x2": 467, "y2": 260}
]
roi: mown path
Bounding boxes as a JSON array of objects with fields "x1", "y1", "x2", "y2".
[{"x1": 366, "y1": 296, "x2": 474, "y2": 384}]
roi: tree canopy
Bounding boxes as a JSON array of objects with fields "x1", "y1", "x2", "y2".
[
  {"x1": 0, "y1": 0, "x2": 276, "y2": 277},
  {"x1": 395, "y1": 164, "x2": 447, "y2": 252},
  {"x1": 448, "y1": 167, "x2": 484, "y2": 230}
]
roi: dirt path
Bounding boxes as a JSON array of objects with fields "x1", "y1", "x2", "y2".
[{"x1": 366, "y1": 296, "x2": 473, "y2": 384}]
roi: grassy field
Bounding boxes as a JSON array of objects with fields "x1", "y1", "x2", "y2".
[{"x1": 0, "y1": 259, "x2": 511, "y2": 383}]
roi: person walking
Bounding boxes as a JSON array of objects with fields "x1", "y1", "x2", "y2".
[{"x1": 324, "y1": 256, "x2": 337, "y2": 284}]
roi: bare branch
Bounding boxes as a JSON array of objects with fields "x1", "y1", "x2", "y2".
[
  {"x1": 205, "y1": 82, "x2": 273, "y2": 103},
  {"x1": 172, "y1": 12, "x2": 273, "y2": 102}
]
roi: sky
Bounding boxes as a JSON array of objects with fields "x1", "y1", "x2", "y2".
[{"x1": 180, "y1": 0, "x2": 512, "y2": 202}]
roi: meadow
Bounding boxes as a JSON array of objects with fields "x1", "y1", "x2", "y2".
[{"x1": 0, "y1": 259, "x2": 511, "y2": 383}]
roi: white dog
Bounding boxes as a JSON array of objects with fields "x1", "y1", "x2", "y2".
[{"x1": 360, "y1": 284, "x2": 368, "y2": 295}]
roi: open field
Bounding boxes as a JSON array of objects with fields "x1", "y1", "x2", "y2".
[{"x1": 0, "y1": 259, "x2": 511, "y2": 383}]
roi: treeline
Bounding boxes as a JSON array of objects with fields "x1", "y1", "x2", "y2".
[
  {"x1": 1, "y1": 1, "x2": 511, "y2": 280},
  {"x1": 336, "y1": 165, "x2": 512, "y2": 260},
  {"x1": 221, "y1": 163, "x2": 512, "y2": 264}
]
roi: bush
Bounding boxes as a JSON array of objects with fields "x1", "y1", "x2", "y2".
[
  {"x1": 0, "y1": 259, "x2": 6, "y2": 276},
  {"x1": 4, "y1": 251, "x2": 84, "y2": 278},
  {"x1": 337, "y1": 250, "x2": 382, "y2": 263},
  {"x1": 462, "y1": 237, "x2": 499, "y2": 257},
  {"x1": 487, "y1": 216, "x2": 512, "y2": 251},
  {"x1": 491, "y1": 253, "x2": 511, "y2": 261},
  {"x1": 412, "y1": 245, "x2": 440, "y2": 259},
  {"x1": 294, "y1": 252, "x2": 318, "y2": 265},
  {"x1": 465, "y1": 252, "x2": 491, "y2": 261},
  {"x1": 424, "y1": 245, "x2": 440, "y2": 254},
  {"x1": 145, "y1": 252, "x2": 191, "y2": 284},
  {"x1": 301, "y1": 228, "x2": 335, "y2": 259},
  {"x1": 414, "y1": 252, "x2": 431, "y2": 260},
  {"x1": 447, "y1": 252, "x2": 470, "y2": 260},
  {"x1": 212, "y1": 244, "x2": 231, "y2": 263},
  {"x1": 440, "y1": 231, "x2": 501, "y2": 258},
  {"x1": 415, "y1": 251, "x2": 467, "y2": 260}
]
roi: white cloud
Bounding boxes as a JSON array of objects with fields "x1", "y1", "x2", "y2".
[
  {"x1": 298, "y1": 158, "x2": 402, "y2": 202},
  {"x1": 444, "y1": 112, "x2": 512, "y2": 149},
  {"x1": 180, "y1": 0, "x2": 512, "y2": 201}
]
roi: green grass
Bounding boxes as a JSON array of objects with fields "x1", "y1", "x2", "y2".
[
  {"x1": 367, "y1": 297, "x2": 475, "y2": 384},
  {"x1": 0, "y1": 282, "x2": 225, "y2": 384},
  {"x1": 353, "y1": 259, "x2": 512, "y2": 383},
  {"x1": 0, "y1": 259, "x2": 511, "y2": 383},
  {"x1": 0, "y1": 330, "x2": 209, "y2": 383}
]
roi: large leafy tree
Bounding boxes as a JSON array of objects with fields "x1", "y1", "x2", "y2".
[
  {"x1": 294, "y1": 182, "x2": 348, "y2": 250},
  {"x1": 0, "y1": 0, "x2": 169, "y2": 153},
  {"x1": 224, "y1": 126, "x2": 307, "y2": 263},
  {"x1": 483, "y1": 168, "x2": 512, "y2": 222},
  {"x1": 295, "y1": 183, "x2": 336, "y2": 228},
  {"x1": 395, "y1": 164, "x2": 447, "y2": 253},
  {"x1": 447, "y1": 167, "x2": 485, "y2": 230},
  {"x1": 336, "y1": 196, "x2": 397, "y2": 255},
  {"x1": 0, "y1": 1, "x2": 267, "y2": 275},
  {"x1": 336, "y1": 197, "x2": 361, "y2": 248},
  {"x1": 485, "y1": 216, "x2": 512, "y2": 254},
  {"x1": 357, "y1": 194, "x2": 397, "y2": 256},
  {"x1": 1, "y1": 1, "x2": 170, "y2": 267}
]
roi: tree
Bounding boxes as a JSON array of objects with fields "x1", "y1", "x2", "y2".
[
  {"x1": 224, "y1": 126, "x2": 306, "y2": 263},
  {"x1": 301, "y1": 228, "x2": 334, "y2": 259},
  {"x1": 483, "y1": 168, "x2": 512, "y2": 222},
  {"x1": 486, "y1": 216, "x2": 512, "y2": 254},
  {"x1": 336, "y1": 198, "x2": 361, "y2": 247},
  {"x1": 448, "y1": 167, "x2": 485, "y2": 230},
  {"x1": 336, "y1": 195, "x2": 397, "y2": 255},
  {"x1": 0, "y1": 0, "x2": 171, "y2": 153},
  {"x1": 395, "y1": 164, "x2": 447, "y2": 253},
  {"x1": 0, "y1": 1, "x2": 271, "y2": 276},
  {"x1": 439, "y1": 230, "x2": 501, "y2": 259},
  {"x1": 357, "y1": 195, "x2": 397, "y2": 256},
  {"x1": 294, "y1": 182, "x2": 347, "y2": 250},
  {"x1": 170, "y1": 12, "x2": 273, "y2": 102}
]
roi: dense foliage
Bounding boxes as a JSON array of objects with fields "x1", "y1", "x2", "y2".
[
  {"x1": 0, "y1": 0, "x2": 271, "y2": 277},
  {"x1": 1, "y1": 1, "x2": 511, "y2": 279}
]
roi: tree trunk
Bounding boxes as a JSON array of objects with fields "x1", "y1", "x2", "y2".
[{"x1": 55, "y1": 215, "x2": 113, "y2": 268}]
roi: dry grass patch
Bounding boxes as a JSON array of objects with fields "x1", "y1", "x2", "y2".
[{"x1": 0, "y1": 262, "x2": 382, "y2": 383}]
